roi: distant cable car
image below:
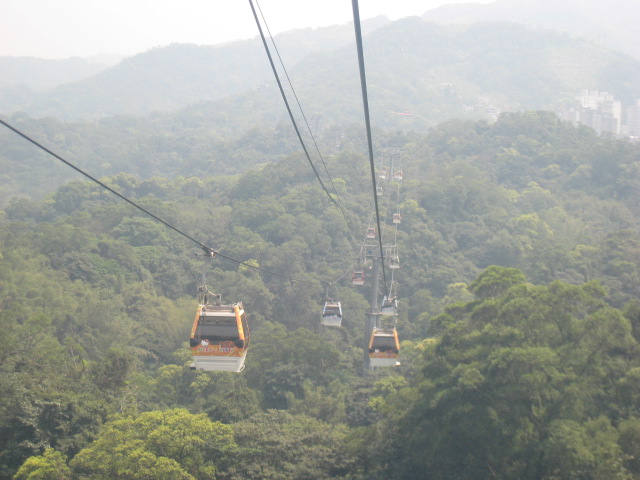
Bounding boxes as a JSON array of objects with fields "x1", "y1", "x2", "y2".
[
  {"x1": 189, "y1": 294, "x2": 249, "y2": 373},
  {"x1": 321, "y1": 300, "x2": 343, "y2": 327},
  {"x1": 381, "y1": 296, "x2": 398, "y2": 316},
  {"x1": 366, "y1": 227, "x2": 376, "y2": 239},
  {"x1": 393, "y1": 170, "x2": 403, "y2": 182},
  {"x1": 389, "y1": 254, "x2": 400, "y2": 269},
  {"x1": 352, "y1": 270, "x2": 365, "y2": 286},
  {"x1": 368, "y1": 327, "x2": 400, "y2": 367},
  {"x1": 392, "y1": 213, "x2": 402, "y2": 224},
  {"x1": 376, "y1": 186, "x2": 383, "y2": 196}
]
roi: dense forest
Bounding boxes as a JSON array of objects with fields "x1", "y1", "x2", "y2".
[
  {"x1": 4, "y1": 5, "x2": 640, "y2": 478},
  {"x1": 3, "y1": 110, "x2": 640, "y2": 479}
]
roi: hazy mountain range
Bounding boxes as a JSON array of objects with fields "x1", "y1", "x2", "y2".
[
  {"x1": 0, "y1": 17, "x2": 389, "y2": 118},
  {"x1": 424, "y1": 0, "x2": 640, "y2": 60},
  {"x1": 0, "y1": 0, "x2": 638, "y2": 129}
]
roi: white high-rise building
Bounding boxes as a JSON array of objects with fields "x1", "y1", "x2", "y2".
[
  {"x1": 574, "y1": 90, "x2": 622, "y2": 135},
  {"x1": 627, "y1": 100, "x2": 640, "y2": 138}
]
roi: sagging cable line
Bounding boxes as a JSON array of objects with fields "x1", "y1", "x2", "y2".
[
  {"x1": 254, "y1": 0, "x2": 356, "y2": 236},
  {"x1": 351, "y1": 0, "x2": 389, "y2": 299},
  {"x1": 253, "y1": 0, "x2": 365, "y2": 274},
  {"x1": 0, "y1": 118, "x2": 209, "y2": 252},
  {"x1": 248, "y1": 0, "x2": 342, "y2": 214},
  {"x1": 0, "y1": 117, "x2": 319, "y2": 286}
]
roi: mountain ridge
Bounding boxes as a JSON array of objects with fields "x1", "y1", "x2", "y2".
[{"x1": 424, "y1": 0, "x2": 640, "y2": 60}]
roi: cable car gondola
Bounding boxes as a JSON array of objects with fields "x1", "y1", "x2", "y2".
[
  {"x1": 392, "y1": 212, "x2": 402, "y2": 224},
  {"x1": 321, "y1": 300, "x2": 343, "y2": 327},
  {"x1": 352, "y1": 270, "x2": 365, "y2": 286},
  {"x1": 381, "y1": 296, "x2": 398, "y2": 316},
  {"x1": 189, "y1": 293, "x2": 249, "y2": 373},
  {"x1": 368, "y1": 327, "x2": 400, "y2": 367},
  {"x1": 366, "y1": 227, "x2": 376, "y2": 239}
]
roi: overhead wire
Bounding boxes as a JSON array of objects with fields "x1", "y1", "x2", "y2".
[
  {"x1": 328, "y1": 258, "x2": 362, "y2": 293},
  {"x1": 249, "y1": 0, "x2": 369, "y2": 283},
  {"x1": 0, "y1": 117, "x2": 325, "y2": 286},
  {"x1": 3, "y1": 2, "x2": 390, "y2": 295},
  {"x1": 394, "y1": 181, "x2": 401, "y2": 246},
  {"x1": 351, "y1": 0, "x2": 389, "y2": 298},
  {"x1": 248, "y1": 0, "x2": 343, "y2": 215},
  {"x1": 381, "y1": 169, "x2": 393, "y2": 243},
  {"x1": 253, "y1": 0, "x2": 356, "y2": 237}
]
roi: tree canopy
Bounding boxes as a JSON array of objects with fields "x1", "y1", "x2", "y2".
[{"x1": 3, "y1": 112, "x2": 640, "y2": 479}]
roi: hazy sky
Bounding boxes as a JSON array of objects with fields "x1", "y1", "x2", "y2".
[{"x1": 0, "y1": 0, "x2": 493, "y2": 59}]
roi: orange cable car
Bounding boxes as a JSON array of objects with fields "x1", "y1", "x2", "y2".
[
  {"x1": 368, "y1": 327, "x2": 400, "y2": 367},
  {"x1": 189, "y1": 299, "x2": 249, "y2": 372}
]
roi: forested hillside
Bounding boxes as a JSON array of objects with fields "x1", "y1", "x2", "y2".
[
  {"x1": 4, "y1": 112, "x2": 640, "y2": 479},
  {"x1": 0, "y1": 57, "x2": 114, "y2": 91},
  {"x1": 0, "y1": 57, "x2": 114, "y2": 115}
]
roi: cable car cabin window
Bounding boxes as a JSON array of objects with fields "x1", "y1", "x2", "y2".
[
  {"x1": 371, "y1": 335, "x2": 398, "y2": 351},
  {"x1": 323, "y1": 305, "x2": 342, "y2": 316},
  {"x1": 197, "y1": 316, "x2": 241, "y2": 343}
]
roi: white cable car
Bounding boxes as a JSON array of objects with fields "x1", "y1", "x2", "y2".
[
  {"x1": 368, "y1": 327, "x2": 400, "y2": 367},
  {"x1": 352, "y1": 270, "x2": 365, "y2": 286},
  {"x1": 381, "y1": 296, "x2": 398, "y2": 316},
  {"x1": 321, "y1": 300, "x2": 343, "y2": 327},
  {"x1": 389, "y1": 254, "x2": 400, "y2": 269},
  {"x1": 366, "y1": 227, "x2": 376, "y2": 239},
  {"x1": 392, "y1": 213, "x2": 402, "y2": 224},
  {"x1": 189, "y1": 300, "x2": 249, "y2": 372},
  {"x1": 376, "y1": 186, "x2": 383, "y2": 196},
  {"x1": 393, "y1": 170, "x2": 403, "y2": 182}
]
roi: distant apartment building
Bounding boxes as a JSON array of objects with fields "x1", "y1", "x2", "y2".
[
  {"x1": 566, "y1": 90, "x2": 622, "y2": 135},
  {"x1": 627, "y1": 100, "x2": 640, "y2": 138},
  {"x1": 558, "y1": 90, "x2": 623, "y2": 135}
]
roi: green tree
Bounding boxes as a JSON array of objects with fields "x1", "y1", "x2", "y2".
[
  {"x1": 385, "y1": 269, "x2": 638, "y2": 479},
  {"x1": 70, "y1": 409, "x2": 235, "y2": 480},
  {"x1": 222, "y1": 410, "x2": 355, "y2": 480},
  {"x1": 245, "y1": 322, "x2": 344, "y2": 407},
  {"x1": 13, "y1": 448, "x2": 71, "y2": 480}
]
